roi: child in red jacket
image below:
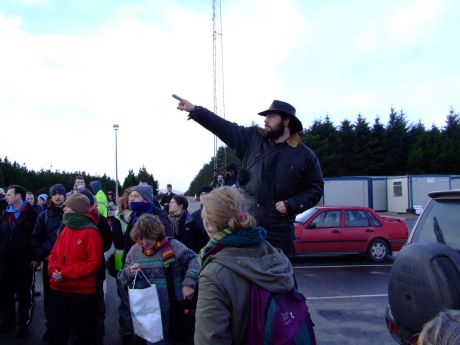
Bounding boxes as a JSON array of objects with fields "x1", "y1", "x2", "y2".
[{"x1": 47, "y1": 193, "x2": 103, "y2": 345}]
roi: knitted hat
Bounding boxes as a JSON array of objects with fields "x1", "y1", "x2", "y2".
[
  {"x1": 50, "y1": 183, "x2": 67, "y2": 196},
  {"x1": 64, "y1": 193, "x2": 90, "y2": 214},
  {"x1": 38, "y1": 194, "x2": 48, "y2": 202},
  {"x1": 132, "y1": 185, "x2": 154, "y2": 204}
]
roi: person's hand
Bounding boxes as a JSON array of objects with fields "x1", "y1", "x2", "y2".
[
  {"x1": 52, "y1": 269, "x2": 63, "y2": 282},
  {"x1": 129, "y1": 263, "x2": 141, "y2": 275},
  {"x1": 275, "y1": 201, "x2": 288, "y2": 214},
  {"x1": 172, "y1": 94, "x2": 196, "y2": 112},
  {"x1": 182, "y1": 286, "x2": 195, "y2": 300}
]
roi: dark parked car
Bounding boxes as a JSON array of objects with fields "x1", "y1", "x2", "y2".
[
  {"x1": 386, "y1": 190, "x2": 460, "y2": 344},
  {"x1": 294, "y1": 206, "x2": 408, "y2": 262}
]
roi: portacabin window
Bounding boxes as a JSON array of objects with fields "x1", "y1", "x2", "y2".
[{"x1": 393, "y1": 181, "x2": 402, "y2": 197}]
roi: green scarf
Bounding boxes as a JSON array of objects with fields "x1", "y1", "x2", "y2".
[{"x1": 62, "y1": 213, "x2": 98, "y2": 230}]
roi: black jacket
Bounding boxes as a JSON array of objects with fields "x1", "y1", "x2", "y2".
[
  {"x1": 0, "y1": 199, "x2": 7, "y2": 219},
  {"x1": 190, "y1": 206, "x2": 206, "y2": 240},
  {"x1": 98, "y1": 214, "x2": 113, "y2": 253},
  {"x1": 176, "y1": 211, "x2": 208, "y2": 254},
  {"x1": 31, "y1": 204, "x2": 64, "y2": 260},
  {"x1": 112, "y1": 214, "x2": 131, "y2": 251},
  {"x1": 189, "y1": 106, "x2": 324, "y2": 241},
  {"x1": 0, "y1": 203, "x2": 38, "y2": 261}
]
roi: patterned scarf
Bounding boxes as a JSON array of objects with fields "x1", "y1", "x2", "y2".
[
  {"x1": 168, "y1": 211, "x2": 183, "y2": 237},
  {"x1": 143, "y1": 237, "x2": 176, "y2": 267},
  {"x1": 199, "y1": 228, "x2": 233, "y2": 265},
  {"x1": 199, "y1": 226, "x2": 267, "y2": 266}
]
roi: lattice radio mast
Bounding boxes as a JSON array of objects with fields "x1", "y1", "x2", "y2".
[{"x1": 212, "y1": 0, "x2": 227, "y2": 172}]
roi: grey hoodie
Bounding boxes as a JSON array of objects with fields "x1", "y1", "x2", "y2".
[{"x1": 195, "y1": 240, "x2": 295, "y2": 345}]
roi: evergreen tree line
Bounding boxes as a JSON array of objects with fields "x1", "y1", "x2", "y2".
[
  {"x1": 186, "y1": 107, "x2": 460, "y2": 195},
  {"x1": 0, "y1": 158, "x2": 159, "y2": 197},
  {"x1": 2, "y1": 107, "x2": 458, "y2": 197}
]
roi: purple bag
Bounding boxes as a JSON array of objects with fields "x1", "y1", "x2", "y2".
[{"x1": 246, "y1": 284, "x2": 316, "y2": 345}]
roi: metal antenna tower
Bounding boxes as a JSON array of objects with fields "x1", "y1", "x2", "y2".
[{"x1": 212, "y1": 0, "x2": 226, "y2": 172}]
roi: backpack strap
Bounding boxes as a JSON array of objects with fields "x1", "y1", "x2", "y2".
[{"x1": 246, "y1": 284, "x2": 271, "y2": 345}]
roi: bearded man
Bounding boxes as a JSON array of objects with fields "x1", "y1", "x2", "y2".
[{"x1": 173, "y1": 95, "x2": 324, "y2": 261}]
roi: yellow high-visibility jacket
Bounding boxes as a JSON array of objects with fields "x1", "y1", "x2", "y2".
[{"x1": 95, "y1": 190, "x2": 108, "y2": 218}]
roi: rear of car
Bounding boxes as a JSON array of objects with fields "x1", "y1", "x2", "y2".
[
  {"x1": 385, "y1": 190, "x2": 460, "y2": 344},
  {"x1": 407, "y1": 190, "x2": 460, "y2": 252}
]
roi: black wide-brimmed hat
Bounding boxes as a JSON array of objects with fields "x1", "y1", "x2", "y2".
[{"x1": 258, "y1": 100, "x2": 303, "y2": 133}]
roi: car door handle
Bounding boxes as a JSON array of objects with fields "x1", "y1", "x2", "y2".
[
  {"x1": 365, "y1": 229, "x2": 375, "y2": 232},
  {"x1": 332, "y1": 229, "x2": 341, "y2": 233}
]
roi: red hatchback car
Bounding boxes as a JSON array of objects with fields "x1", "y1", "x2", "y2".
[{"x1": 294, "y1": 206, "x2": 409, "y2": 262}]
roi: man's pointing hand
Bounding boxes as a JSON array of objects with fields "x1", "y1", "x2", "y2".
[{"x1": 172, "y1": 94, "x2": 196, "y2": 112}]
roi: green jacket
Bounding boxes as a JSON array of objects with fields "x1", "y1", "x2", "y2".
[{"x1": 195, "y1": 241, "x2": 295, "y2": 345}]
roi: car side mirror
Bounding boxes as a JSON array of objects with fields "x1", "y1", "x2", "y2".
[{"x1": 307, "y1": 223, "x2": 316, "y2": 229}]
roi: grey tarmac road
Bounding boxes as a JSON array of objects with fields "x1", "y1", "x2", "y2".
[
  {"x1": 295, "y1": 256, "x2": 396, "y2": 345},
  {"x1": 3, "y1": 258, "x2": 398, "y2": 345}
]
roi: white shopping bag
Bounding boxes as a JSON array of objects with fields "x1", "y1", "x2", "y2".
[{"x1": 128, "y1": 269, "x2": 163, "y2": 343}]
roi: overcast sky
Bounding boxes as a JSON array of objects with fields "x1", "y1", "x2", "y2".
[{"x1": 1, "y1": 0, "x2": 458, "y2": 192}]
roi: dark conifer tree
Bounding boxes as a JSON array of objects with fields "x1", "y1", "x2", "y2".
[
  {"x1": 353, "y1": 114, "x2": 372, "y2": 175},
  {"x1": 336, "y1": 119, "x2": 355, "y2": 175}
]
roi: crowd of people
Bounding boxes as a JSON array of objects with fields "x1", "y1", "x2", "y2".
[
  {"x1": 1, "y1": 95, "x2": 452, "y2": 345},
  {"x1": 0, "y1": 175, "x2": 299, "y2": 345}
]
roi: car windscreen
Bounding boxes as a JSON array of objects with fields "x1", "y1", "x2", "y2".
[
  {"x1": 295, "y1": 207, "x2": 319, "y2": 224},
  {"x1": 411, "y1": 199, "x2": 460, "y2": 251}
]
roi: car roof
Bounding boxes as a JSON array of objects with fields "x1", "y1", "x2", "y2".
[
  {"x1": 314, "y1": 205, "x2": 373, "y2": 210},
  {"x1": 428, "y1": 189, "x2": 460, "y2": 199}
]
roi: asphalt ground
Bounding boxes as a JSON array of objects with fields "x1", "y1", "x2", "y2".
[
  {"x1": 295, "y1": 257, "x2": 396, "y2": 345},
  {"x1": 6, "y1": 257, "x2": 401, "y2": 345}
]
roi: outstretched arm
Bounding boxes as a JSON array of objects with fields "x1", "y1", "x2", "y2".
[{"x1": 172, "y1": 93, "x2": 252, "y2": 159}]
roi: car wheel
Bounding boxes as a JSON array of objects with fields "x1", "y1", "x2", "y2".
[{"x1": 367, "y1": 239, "x2": 389, "y2": 262}]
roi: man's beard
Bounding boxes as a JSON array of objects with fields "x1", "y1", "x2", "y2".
[{"x1": 263, "y1": 122, "x2": 284, "y2": 140}]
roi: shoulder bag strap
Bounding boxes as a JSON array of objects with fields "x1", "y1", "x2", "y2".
[{"x1": 165, "y1": 265, "x2": 176, "y2": 302}]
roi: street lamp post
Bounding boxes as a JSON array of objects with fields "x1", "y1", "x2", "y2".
[{"x1": 113, "y1": 124, "x2": 119, "y2": 201}]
